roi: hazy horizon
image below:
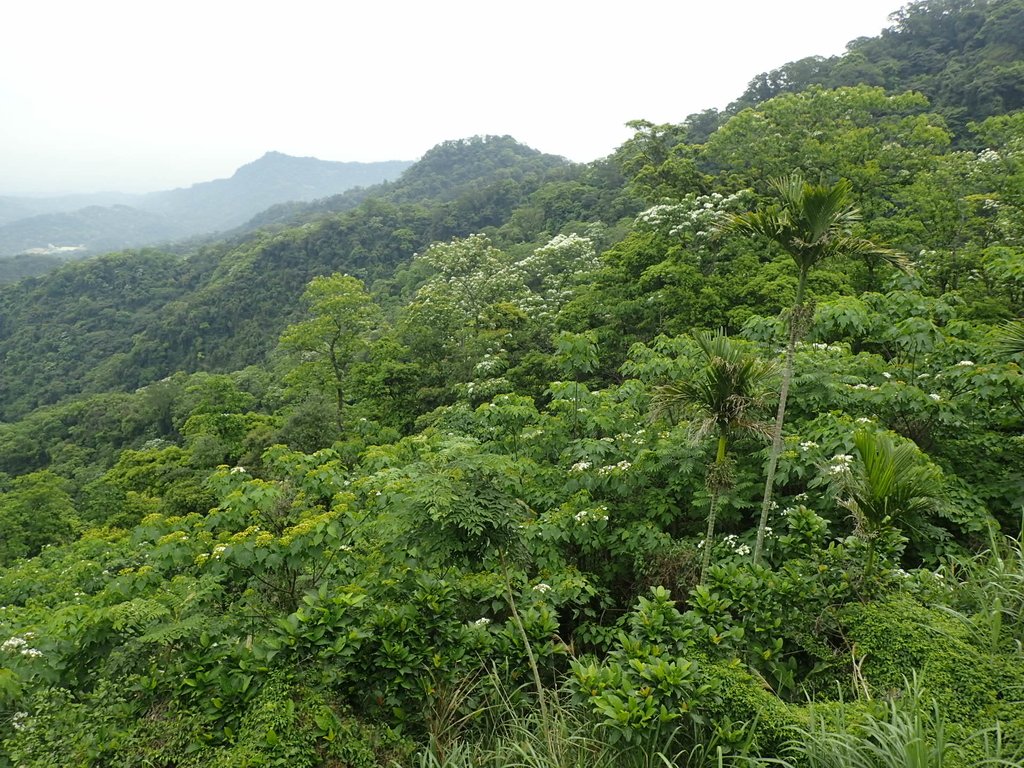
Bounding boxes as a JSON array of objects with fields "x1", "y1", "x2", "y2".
[
  {"x1": 0, "y1": 151, "x2": 414, "y2": 200},
  {"x1": 2, "y1": 0, "x2": 903, "y2": 197}
]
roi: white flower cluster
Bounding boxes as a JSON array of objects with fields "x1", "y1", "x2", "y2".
[
  {"x1": 636, "y1": 203, "x2": 685, "y2": 227},
  {"x1": 197, "y1": 542, "x2": 231, "y2": 566},
  {"x1": 533, "y1": 583, "x2": 552, "y2": 593},
  {"x1": 474, "y1": 354, "x2": 505, "y2": 376},
  {"x1": 512, "y1": 233, "x2": 599, "y2": 314},
  {"x1": 929, "y1": 393, "x2": 942, "y2": 402},
  {"x1": 574, "y1": 506, "x2": 609, "y2": 525},
  {"x1": 597, "y1": 460, "x2": 632, "y2": 475},
  {"x1": 570, "y1": 460, "x2": 592, "y2": 472},
  {"x1": 636, "y1": 191, "x2": 752, "y2": 244},
  {"x1": 977, "y1": 148, "x2": 1001, "y2": 164},
  {"x1": 612, "y1": 430, "x2": 647, "y2": 447},
  {"x1": 827, "y1": 454, "x2": 854, "y2": 476},
  {"x1": 2, "y1": 635, "x2": 42, "y2": 658},
  {"x1": 471, "y1": 617, "x2": 491, "y2": 628},
  {"x1": 955, "y1": 360, "x2": 974, "y2": 367},
  {"x1": 721, "y1": 534, "x2": 751, "y2": 556},
  {"x1": 799, "y1": 441, "x2": 819, "y2": 451}
]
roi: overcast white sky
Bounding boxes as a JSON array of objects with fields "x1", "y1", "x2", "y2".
[{"x1": 1, "y1": 0, "x2": 904, "y2": 196}]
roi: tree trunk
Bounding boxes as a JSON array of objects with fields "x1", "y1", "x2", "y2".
[
  {"x1": 700, "y1": 432, "x2": 729, "y2": 583},
  {"x1": 329, "y1": 336, "x2": 345, "y2": 432},
  {"x1": 753, "y1": 269, "x2": 808, "y2": 564}
]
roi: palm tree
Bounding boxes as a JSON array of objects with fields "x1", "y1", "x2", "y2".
[
  {"x1": 727, "y1": 175, "x2": 908, "y2": 564},
  {"x1": 651, "y1": 331, "x2": 778, "y2": 582},
  {"x1": 833, "y1": 430, "x2": 944, "y2": 583}
]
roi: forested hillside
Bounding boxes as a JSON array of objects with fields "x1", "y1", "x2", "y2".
[
  {"x1": 1, "y1": 1, "x2": 1023, "y2": 765},
  {"x1": 688, "y1": 0, "x2": 1024, "y2": 141},
  {"x1": 0, "y1": 136, "x2": 576, "y2": 419}
]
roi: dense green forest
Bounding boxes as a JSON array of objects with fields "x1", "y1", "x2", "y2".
[
  {"x1": 1, "y1": 1, "x2": 1023, "y2": 765},
  {"x1": 691, "y1": 0, "x2": 1024, "y2": 140}
]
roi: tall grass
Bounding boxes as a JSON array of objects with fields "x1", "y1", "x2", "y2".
[
  {"x1": 396, "y1": 676, "x2": 769, "y2": 768},
  {"x1": 934, "y1": 530, "x2": 1024, "y2": 653},
  {"x1": 781, "y1": 679, "x2": 1022, "y2": 768}
]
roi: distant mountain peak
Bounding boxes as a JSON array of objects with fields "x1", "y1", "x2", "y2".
[{"x1": 0, "y1": 154, "x2": 413, "y2": 257}]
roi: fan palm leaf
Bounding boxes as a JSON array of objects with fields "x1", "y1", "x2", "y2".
[{"x1": 994, "y1": 319, "x2": 1024, "y2": 356}]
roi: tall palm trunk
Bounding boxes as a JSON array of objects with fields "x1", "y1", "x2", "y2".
[
  {"x1": 701, "y1": 431, "x2": 729, "y2": 583},
  {"x1": 329, "y1": 337, "x2": 346, "y2": 432},
  {"x1": 753, "y1": 269, "x2": 808, "y2": 564}
]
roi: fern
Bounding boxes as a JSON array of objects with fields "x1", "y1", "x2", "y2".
[
  {"x1": 105, "y1": 598, "x2": 172, "y2": 634},
  {"x1": 135, "y1": 614, "x2": 214, "y2": 646}
]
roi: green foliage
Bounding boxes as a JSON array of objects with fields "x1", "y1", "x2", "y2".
[
  {"x1": 834, "y1": 430, "x2": 948, "y2": 552},
  {"x1": 933, "y1": 533, "x2": 1024, "y2": 655},
  {"x1": 359, "y1": 434, "x2": 528, "y2": 561},
  {"x1": 728, "y1": 175, "x2": 908, "y2": 281},
  {"x1": 650, "y1": 332, "x2": 778, "y2": 443},
  {"x1": 730, "y1": 0, "x2": 1024, "y2": 140},
  {"x1": 785, "y1": 679, "x2": 1023, "y2": 768},
  {"x1": 1, "y1": 7, "x2": 1023, "y2": 762},
  {"x1": 571, "y1": 588, "x2": 716, "y2": 744},
  {"x1": 278, "y1": 273, "x2": 382, "y2": 431},
  {"x1": 0, "y1": 471, "x2": 76, "y2": 565},
  {"x1": 701, "y1": 659, "x2": 802, "y2": 757},
  {"x1": 841, "y1": 596, "x2": 1024, "y2": 731},
  {"x1": 704, "y1": 87, "x2": 950, "y2": 200},
  {"x1": 651, "y1": 331, "x2": 778, "y2": 579},
  {"x1": 202, "y1": 678, "x2": 411, "y2": 768}
]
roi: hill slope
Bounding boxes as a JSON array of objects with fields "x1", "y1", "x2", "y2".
[
  {"x1": 0, "y1": 137, "x2": 571, "y2": 418},
  {"x1": 688, "y1": 0, "x2": 1024, "y2": 141},
  {"x1": 0, "y1": 154, "x2": 412, "y2": 257}
]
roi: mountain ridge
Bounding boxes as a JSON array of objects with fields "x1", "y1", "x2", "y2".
[
  {"x1": 0, "y1": 153, "x2": 413, "y2": 259},
  {"x1": 0, "y1": 135, "x2": 573, "y2": 417}
]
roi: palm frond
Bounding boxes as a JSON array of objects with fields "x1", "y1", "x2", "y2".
[
  {"x1": 727, "y1": 174, "x2": 906, "y2": 277},
  {"x1": 726, "y1": 208, "x2": 786, "y2": 241},
  {"x1": 994, "y1": 319, "x2": 1024, "y2": 356},
  {"x1": 649, "y1": 331, "x2": 778, "y2": 445},
  {"x1": 827, "y1": 235, "x2": 912, "y2": 274},
  {"x1": 840, "y1": 430, "x2": 944, "y2": 532}
]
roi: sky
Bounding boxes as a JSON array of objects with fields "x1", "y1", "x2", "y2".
[{"x1": 1, "y1": 0, "x2": 904, "y2": 196}]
